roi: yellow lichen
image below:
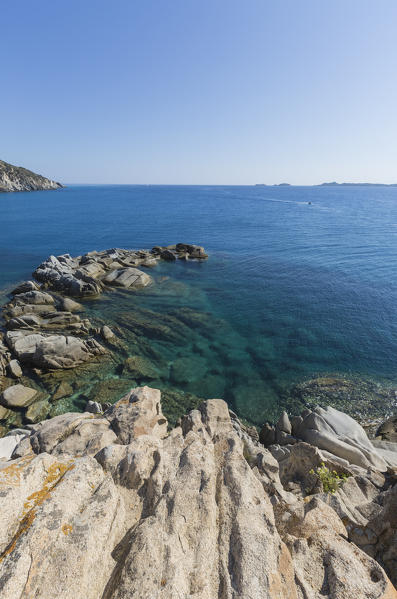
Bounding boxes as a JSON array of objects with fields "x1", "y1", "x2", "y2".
[
  {"x1": 0, "y1": 458, "x2": 75, "y2": 563},
  {"x1": 61, "y1": 523, "x2": 73, "y2": 536},
  {"x1": 0, "y1": 455, "x2": 35, "y2": 488},
  {"x1": 22, "y1": 461, "x2": 74, "y2": 515}
]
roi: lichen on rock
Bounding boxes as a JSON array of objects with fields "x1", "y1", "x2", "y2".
[{"x1": 0, "y1": 387, "x2": 396, "y2": 598}]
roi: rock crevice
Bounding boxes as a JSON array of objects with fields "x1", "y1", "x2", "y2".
[{"x1": 0, "y1": 387, "x2": 396, "y2": 598}]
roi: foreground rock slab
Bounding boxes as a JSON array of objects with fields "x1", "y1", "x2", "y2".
[{"x1": 0, "y1": 387, "x2": 396, "y2": 598}]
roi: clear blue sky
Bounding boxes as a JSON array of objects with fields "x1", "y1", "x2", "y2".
[{"x1": 2, "y1": 0, "x2": 397, "y2": 185}]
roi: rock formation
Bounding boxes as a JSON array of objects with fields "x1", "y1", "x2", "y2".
[
  {"x1": 0, "y1": 387, "x2": 396, "y2": 598},
  {"x1": 0, "y1": 244, "x2": 208, "y2": 431},
  {"x1": 0, "y1": 159, "x2": 63, "y2": 192}
]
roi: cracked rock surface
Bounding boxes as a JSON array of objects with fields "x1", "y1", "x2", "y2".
[{"x1": 0, "y1": 386, "x2": 396, "y2": 598}]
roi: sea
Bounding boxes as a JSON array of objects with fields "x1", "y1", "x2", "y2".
[{"x1": 2, "y1": 184, "x2": 397, "y2": 425}]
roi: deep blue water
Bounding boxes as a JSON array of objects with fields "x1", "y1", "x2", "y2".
[{"x1": 2, "y1": 184, "x2": 397, "y2": 423}]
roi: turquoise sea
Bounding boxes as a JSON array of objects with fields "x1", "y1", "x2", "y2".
[{"x1": 2, "y1": 184, "x2": 397, "y2": 425}]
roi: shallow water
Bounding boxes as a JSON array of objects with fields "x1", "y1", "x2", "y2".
[{"x1": 2, "y1": 184, "x2": 397, "y2": 424}]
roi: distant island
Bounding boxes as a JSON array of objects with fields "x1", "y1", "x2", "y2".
[{"x1": 0, "y1": 159, "x2": 63, "y2": 193}]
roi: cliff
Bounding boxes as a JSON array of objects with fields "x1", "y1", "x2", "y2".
[
  {"x1": 0, "y1": 159, "x2": 63, "y2": 192},
  {"x1": 0, "y1": 388, "x2": 396, "y2": 598}
]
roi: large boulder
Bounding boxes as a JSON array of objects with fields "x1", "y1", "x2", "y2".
[
  {"x1": 0, "y1": 384, "x2": 39, "y2": 408},
  {"x1": 275, "y1": 495, "x2": 396, "y2": 599},
  {"x1": 12, "y1": 290, "x2": 55, "y2": 305},
  {"x1": 6, "y1": 331, "x2": 106, "y2": 369},
  {"x1": 175, "y1": 243, "x2": 208, "y2": 259},
  {"x1": 97, "y1": 396, "x2": 298, "y2": 599},
  {"x1": 102, "y1": 267, "x2": 152, "y2": 288},
  {"x1": 104, "y1": 386, "x2": 167, "y2": 444},
  {"x1": 5, "y1": 311, "x2": 88, "y2": 333},
  {"x1": 34, "y1": 255, "x2": 102, "y2": 297},
  {"x1": 12, "y1": 411, "x2": 116, "y2": 458},
  {"x1": 376, "y1": 415, "x2": 397, "y2": 443},
  {"x1": 295, "y1": 406, "x2": 389, "y2": 471}
]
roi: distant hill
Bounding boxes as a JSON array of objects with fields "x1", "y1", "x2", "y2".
[{"x1": 0, "y1": 160, "x2": 63, "y2": 192}]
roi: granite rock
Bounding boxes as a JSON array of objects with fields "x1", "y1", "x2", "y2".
[{"x1": 0, "y1": 159, "x2": 63, "y2": 192}]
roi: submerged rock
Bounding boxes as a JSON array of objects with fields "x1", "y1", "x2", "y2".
[
  {"x1": 122, "y1": 355, "x2": 158, "y2": 380},
  {"x1": 25, "y1": 398, "x2": 50, "y2": 423},
  {"x1": 52, "y1": 380, "x2": 74, "y2": 400},
  {"x1": 88, "y1": 378, "x2": 136, "y2": 406},
  {"x1": 101, "y1": 325, "x2": 115, "y2": 341},
  {"x1": 283, "y1": 375, "x2": 397, "y2": 425},
  {"x1": 170, "y1": 355, "x2": 208, "y2": 384}
]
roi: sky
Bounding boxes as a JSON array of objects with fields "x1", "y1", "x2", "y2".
[{"x1": 1, "y1": 0, "x2": 397, "y2": 185}]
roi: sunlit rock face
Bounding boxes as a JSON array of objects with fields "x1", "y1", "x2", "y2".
[
  {"x1": 0, "y1": 388, "x2": 396, "y2": 599},
  {"x1": 0, "y1": 159, "x2": 63, "y2": 192}
]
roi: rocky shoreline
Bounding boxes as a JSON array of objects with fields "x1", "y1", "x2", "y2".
[
  {"x1": 0, "y1": 387, "x2": 396, "y2": 597},
  {"x1": 0, "y1": 244, "x2": 208, "y2": 433},
  {"x1": 1, "y1": 242, "x2": 397, "y2": 438},
  {"x1": 1, "y1": 243, "x2": 397, "y2": 597},
  {"x1": 0, "y1": 159, "x2": 63, "y2": 192}
]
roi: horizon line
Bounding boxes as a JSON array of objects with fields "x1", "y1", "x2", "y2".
[{"x1": 60, "y1": 182, "x2": 397, "y2": 187}]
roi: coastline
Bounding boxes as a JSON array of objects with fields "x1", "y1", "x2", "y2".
[{"x1": 1, "y1": 243, "x2": 396, "y2": 438}]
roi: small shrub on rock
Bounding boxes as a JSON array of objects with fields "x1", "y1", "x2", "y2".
[{"x1": 309, "y1": 463, "x2": 349, "y2": 494}]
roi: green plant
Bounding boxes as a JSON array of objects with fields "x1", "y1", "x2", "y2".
[{"x1": 309, "y1": 463, "x2": 349, "y2": 494}]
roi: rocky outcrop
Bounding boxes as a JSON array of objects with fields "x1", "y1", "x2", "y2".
[
  {"x1": 376, "y1": 415, "x2": 397, "y2": 442},
  {"x1": 5, "y1": 331, "x2": 107, "y2": 369},
  {"x1": 0, "y1": 244, "x2": 208, "y2": 432},
  {"x1": 261, "y1": 405, "x2": 397, "y2": 471},
  {"x1": 0, "y1": 387, "x2": 396, "y2": 598},
  {"x1": 152, "y1": 242, "x2": 208, "y2": 260},
  {"x1": 0, "y1": 159, "x2": 63, "y2": 192}
]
